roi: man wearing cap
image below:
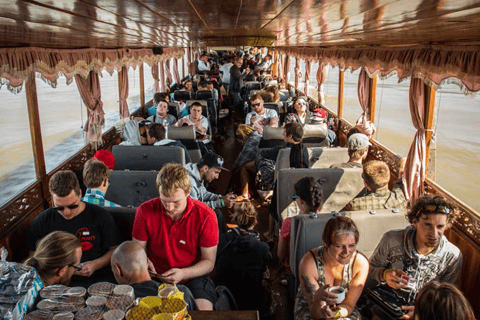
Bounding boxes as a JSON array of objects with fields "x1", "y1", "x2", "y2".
[
  {"x1": 184, "y1": 153, "x2": 237, "y2": 233},
  {"x1": 343, "y1": 160, "x2": 407, "y2": 211},
  {"x1": 132, "y1": 163, "x2": 219, "y2": 310},
  {"x1": 330, "y1": 133, "x2": 371, "y2": 169}
]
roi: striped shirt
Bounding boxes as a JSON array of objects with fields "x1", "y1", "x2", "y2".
[{"x1": 81, "y1": 189, "x2": 121, "y2": 208}]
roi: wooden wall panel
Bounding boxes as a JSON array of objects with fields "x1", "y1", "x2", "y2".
[{"x1": 445, "y1": 227, "x2": 480, "y2": 318}]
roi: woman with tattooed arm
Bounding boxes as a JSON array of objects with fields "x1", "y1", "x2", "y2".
[{"x1": 294, "y1": 216, "x2": 369, "y2": 320}]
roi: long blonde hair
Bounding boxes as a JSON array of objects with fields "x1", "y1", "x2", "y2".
[{"x1": 24, "y1": 231, "x2": 81, "y2": 280}]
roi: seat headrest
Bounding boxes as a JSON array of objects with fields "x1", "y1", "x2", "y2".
[
  {"x1": 263, "y1": 126, "x2": 284, "y2": 140},
  {"x1": 168, "y1": 125, "x2": 196, "y2": 140},
  {"x1": 303, "y1": 124, "x2": 328, "y2": 139},
  {"x1": 195, "y1": 90, "x2": 213, "y2": 100},
  {"x1": 174, "y1": 91, "x2": 191, "y2": 101}
]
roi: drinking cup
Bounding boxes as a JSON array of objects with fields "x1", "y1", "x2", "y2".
[{"x1": 328, "y1": 286, "x2": 346, "y2": 304}]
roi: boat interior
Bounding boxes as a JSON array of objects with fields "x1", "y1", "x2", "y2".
[{"x1": 0, "y1": 0, "x2": 479, "y2": 319}]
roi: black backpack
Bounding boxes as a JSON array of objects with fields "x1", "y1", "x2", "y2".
[{"x1": 214, "y1": 285, "x2": 238, "y2": 311}]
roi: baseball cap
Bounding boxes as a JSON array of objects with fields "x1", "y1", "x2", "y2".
[
  {"x1": 347, "y1": 133, "x2": 371, "y2": 151},
  {"x1": 198, "y1": 153, "x2": 229, "y2": 171},
  {"x1": 93, "y1": 150, "x2": 115, "y2": 169}
]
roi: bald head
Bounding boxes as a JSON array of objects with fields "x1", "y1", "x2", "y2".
[{"x1": 111, "y1": 241, "x2": 148, "y2": 274}]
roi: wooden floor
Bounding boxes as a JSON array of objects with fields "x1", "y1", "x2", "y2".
[{"x1": 207, "y1": 107, "x2": 291, "y2": 320}]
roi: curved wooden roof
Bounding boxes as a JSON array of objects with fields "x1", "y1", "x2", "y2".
[{"x1": 1, "y1": 0, "x2": 480, "y2": 49}]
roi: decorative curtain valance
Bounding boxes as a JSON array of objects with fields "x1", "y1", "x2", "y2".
[
  {"x1": 276, "y1": 45, "x2": 480, "y2": 92},
  {"x1": 0, "y1": 47, "x2": 184, "y2": 92}
]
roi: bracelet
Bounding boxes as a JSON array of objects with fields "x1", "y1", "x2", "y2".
[
  {"x1": 333, "y1": 310, "x2": 341, "y2": 319},
  {"x1": 220, "y1": 199, "x2": 225, "y2": 207},
  {"x1": 382, "y1": 269, "x2": 390, "y2": 282}
]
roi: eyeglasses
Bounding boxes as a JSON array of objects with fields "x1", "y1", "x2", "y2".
[
  {"x1": 69, "y1": 264, "x2": 82, "y2": 271},
  {"x1": 251, "y1": 102, "x2": 262, "y2": 107},
  {"x1": 419, "y1": 204, "x2": 451, "y2": 215},
  {"x1": 292, "y1": 195, "x2": 299, "y2": 200},
  {"x1": 54, "y1": 204, "x2": 79, "y2": 212}
]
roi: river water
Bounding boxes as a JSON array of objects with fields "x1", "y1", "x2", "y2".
[{"x1": 1, "y1": 65, "x2": 479, "y2": 213}]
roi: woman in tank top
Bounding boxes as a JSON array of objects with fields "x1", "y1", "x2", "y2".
[{"x1": 294, "y1": 216, "x2": 369, "y2": 320}]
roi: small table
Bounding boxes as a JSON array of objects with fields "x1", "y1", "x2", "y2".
[{"x1": 189, "y1": 310, "x2": 259, "y2": 320}]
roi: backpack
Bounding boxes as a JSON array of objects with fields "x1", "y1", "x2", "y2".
[{"x1": 214, "y1": 285, "x2": 238, "y2": 311}]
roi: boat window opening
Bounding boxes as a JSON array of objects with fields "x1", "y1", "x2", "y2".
[
  {"x1": 372, "y1": 75, "x2": 415, "y2": 156},
  {"x1": 36, "y1": 73, "x2": 85, "y2": 174},
  {"x1": 323, "y1": 66, "x2": 339, "y2": 110},
  {"x1": 341, "y1": 68, "x2": 364, "y2": 125},
  {"x1": 143, "y1": 63, "x2": 156, "y2": 96},
  {"x1": 0, "y1": 85, "x2": 35, "y2": 208},
  {"x1": 433, "y1": 83, "x2": 480, "y2": 214}
]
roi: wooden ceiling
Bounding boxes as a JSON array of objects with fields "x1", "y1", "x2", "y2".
[{"x1": 0, "y1": 0, "x2": 480, "y2": 49}]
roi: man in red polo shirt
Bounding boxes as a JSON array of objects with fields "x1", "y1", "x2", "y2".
[{"x1": 132, "y1": 163, "x2": 219, "y2": 310}]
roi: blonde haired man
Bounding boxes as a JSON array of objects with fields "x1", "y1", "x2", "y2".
[{"x1": 132, "y1": 163, "x2": 219, "y2": 310}]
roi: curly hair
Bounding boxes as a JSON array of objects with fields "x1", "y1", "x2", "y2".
[
  {"x1": 231, "y1": 201, "x2": 258, "y2": 229},
  {"x1": 363, "y1": 160, "x2": 390, "y2": 190},
  {"x1": 407, "y1": 195, "x2": 457, "y2": 225},
  {"x1": 414, "y1": 281, "x2": 475, "y2": 320},
  {"x1": 294, "y1": 177, "x2": 323, "y2": 213},
  {"x1": 322, "y1": 216, "x2": 360, "y2": 248}
]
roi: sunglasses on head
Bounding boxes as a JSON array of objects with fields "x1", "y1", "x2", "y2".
[
  {"x1": 419, "y1": 204, "x2": 451, "y2": 215},
  {"x1": 54, "y1": 204, "x2": 79, "y2": 212},
  {"x1": 251, "y1": 102, "x2": 262, "y2": 107}
]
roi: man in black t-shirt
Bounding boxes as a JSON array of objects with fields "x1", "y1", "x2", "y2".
[
  {"x1": 111, "y1": 241, "x2": 198, "y2": 310},
  {"x1": 26, "y1": 170, "x2": 122, "y2": 287}
]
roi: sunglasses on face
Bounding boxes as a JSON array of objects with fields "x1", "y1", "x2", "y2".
[
  {"x1": 252, "y1": 102, "x2": 262, "y2": 107},
  {"x1": 292, "y1": 195, "x2": 299, "y2": 200},
  {"x1": 69, "y1": 264, "x2": 82, "y2": 271},
  {"x1": 140, "y1": 132, "x2": 147, "y2": 138},
  {"x1": 295, "y1": 102, "x2": 307, "y2": 105},
  {"x1": 54, "y1": 204, "x2": 79, "y2": 212}
]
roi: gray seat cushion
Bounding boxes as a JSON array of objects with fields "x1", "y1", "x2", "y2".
[
  {"x1": 112, "y1": 145, "x2": 185, "y2": 171},
  {"x1": 276, "y1": 167, "x2": 364, "y2": 217},
  {"x1": 310, "y1": 147, "x2": 349, "y2": 168},
  {"x1": 105, "y1": 170, "x2": 159, "y2": 207}
]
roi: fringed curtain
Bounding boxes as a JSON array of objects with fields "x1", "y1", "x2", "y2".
[
  {"x1": 276, "y1": 45, "x2": 480, "y2": 92},
  {"x1": 294, "y1": 58, "x2": 300, "y2": 90},
  {"x1": 356, "y1": 68, "x2": 371, "y2": 124},
  {"x1": 119, "y1": 66, "x2": 130, "y2": 119},
  {"x1": 159, "y1": 61, "x2": 166, "y2": 92},
  {"x1": 316, "y1": 62, "x2": 328, "y2": 105},
  {"x1": 164, "y1": 60, "x2": 173, "y2": 88},
  {"x1": 304, "y1": 60, "x2": 311, "y2": 96},
  {"x1": 0, "y1": 47, "x2": 184, "y2": 92},
  {"x1": 151, "y1": 63, "x2": 160, "y2": 93},
  {"x1": 403, "y1": 78, "x2": 428, "y2": 202},
  {"x1": 173, "y1": 58, "x2": 181, "y2": 84},
  {"x1": 74, "y1": 71, "x2": 104, "y2": 146},
  {"x1": 284, "y1": 55, "x2": 290, "y2": 84},
  {"x1": 277, "y1": 54, "x2": 283, "y2": 80}
]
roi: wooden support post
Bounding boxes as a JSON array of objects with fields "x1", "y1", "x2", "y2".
[
  {"x1": 368, "y1": 74, "x2": 377, "y2": 123},
  {"x1": 424, "y1": 83, "x2": 436, "y2": 179},
  {"x1": 271, "y1": 51, "x2": 277, "y2": 78},
  {"x1": 139, "y1": 64, "x2": 145, "y2": 108},
  {"x1": 338, "y1": 71, "x2": 344, "y2": 119},
  {"x1": 294, "y1": 58, "x2": 300, "y2": 90},
  {"x1": 26, "y1": 73, "x2": 48, "y2": 208},
  {"x1": 117, "y1": 68, "x2": 123, "y2": 104}
]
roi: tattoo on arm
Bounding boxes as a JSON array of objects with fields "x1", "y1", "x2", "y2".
[{"x1": 302, "y1": 275, "x2": 315, "y2": 295}]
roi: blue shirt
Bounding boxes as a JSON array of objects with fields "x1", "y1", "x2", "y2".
[{"x1": 81, "y1": 189, "x2": 121, "y2": 207}]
